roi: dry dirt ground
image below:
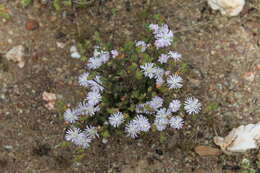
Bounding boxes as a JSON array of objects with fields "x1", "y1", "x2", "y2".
[{"x1": 0, "y1": 0, "x2": 260, "y2": 173}]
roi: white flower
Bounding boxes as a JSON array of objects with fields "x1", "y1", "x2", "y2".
[
  {"x1": 133, "y1": 115, "x2": 151, "y2": 132},
  {"x1": 84, "y1": 125, "x2": 99, "y2": 139},
  {"x1": 125, "y1": 121, "x2": 140, "y2": 138},
  {"x1": 140, "y1": 63, "x2": 156, "y2": 79},
  {"x1": 169, "y1": 99, "x2": 181, "y2": 113},
  {"x1": 64, "y1": 108, "x2": 78, "y2": 123},
  {"x1": 109, "y1": 112, "x2": 125, "y2": 128},
  {"x1": 76, "y1": 102, "x2": 100, "y2": 116},
  {"x1": 154, "y1": 116, "x2": 169, "y2": 131},
  {"x1": 86, "y1": 91, "x2": 101, "y2": 106},
  {"x1": 158, "y1": 54, "x2": 169, "y2": 64},
  {"x1": 135, "y1": 41, "x2": 147, "y2": 52},
  {"x1": 168, "y1": 51, "x2": 182, "y2": 61},
  {"x1": 111, "y1": 50, "x2": 119, "y2": 58},
  {"x1": 169, "y1": 116, "x2": 184, "y2": 129},
  {"x1": 184, "y1": 97, "x2": 202, "y2": 115},
  {"x1": 147, "y1": 96, "x2": 163, "y2": 110},
  {"x1": 167, "y1": 74, "x2": 183, "y2": 89},
  {"x1": 65, "y1": 127, "x2": 92, "y2": 148}
]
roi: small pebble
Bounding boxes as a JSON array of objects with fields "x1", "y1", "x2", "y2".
[
  {"x1": 70, "y1": 45, "x2": 81, "y2": 59},
  {"x1": 25, "y1": 19, "x2": 39, "y2": 31}
]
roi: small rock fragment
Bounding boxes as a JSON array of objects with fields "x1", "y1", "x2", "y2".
[
  {"x1": 243, "y1": 72, "x2": 255, "y2": 82},
  {"x1": 214, "y1": 122, "x2": 260, "y2": 153},
  {"x1": 5, "y1": 45, "x2": 25, "y2": 68},
  {"x1": 42, "y1": 91, "x2": 57, "y2": 110},
  {"x1": 70, "y1": 45, "x2": 81, "y2": 59},
  {"x1": 195, "y1": 145, "x2": 221, "y2": 156},
  {"x1": 256, "y1": 65, "x2": 260, "y2": 71},
  {"x1": 208, "y1": 0, "x2": 245, "y2": 16},
  {"x1": 3, "y1": 145, "x2": 13, "y2": 150},
  {"x1": 25, "y1": 19, "x2": 39, "y2": 31},
  {"x1": 56, "y1": 42, "x2": 66, "y2": 49}
]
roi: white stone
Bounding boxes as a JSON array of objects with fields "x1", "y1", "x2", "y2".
[
  {"x1": 214, "y1": 122, "x2": 260, "y2": 153},
  {"x1": 70, "y1": 45, "x2": 81, "y2": 59},
  {"x1": 42, "y1": 91, "x2": 57, "y2": 110},
  {"x1": 208, "y1": 0, "x2": 245, "y2": 16},
  {"x1": 5, "y1": 45, "x2": 25, "y2": 68}
]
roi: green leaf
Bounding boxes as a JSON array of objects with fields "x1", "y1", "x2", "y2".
[
  {"x1": 159, "y1": 133, "x2": 167, "y2": 143},
  {"x1": 63, "y1": 0, "x2": 72, "y2": 7},
  {"x1": 0, "y1": 4, "x2": 11, "y2": 19},
  {"x1": 179, "y1": 63, "x2": 189, "y2": 73},
  {"x1": 21, "y1": 0, "x2": 32, "y2": 8},
  {"x1": 107, "y1": 108, "x2": 119, "y2": 114},
  {"x1": 101, "y1": 130, "x2": 110, "y2": 138},
  {"x1": 129, "y1": 63, "x2": 138, "y2": 71},
  {"x1": 93, "y1": 31, "x2": 101, "y2": 43},
  {"x1": 73, "y1": 153, "x2": 85, "y2": 162},
  {"x1": 257, "y1": 161, "x2": 260, "y2": 169},
  {"x1": 53, "y1": 0, "x2": 61, "y2": 11},
  {"x1": 135, "y1": 70, "x2": 143, "y2": 80},
  {"x1": 56, "y1": 141, "x2": 71, "y2": 148}
]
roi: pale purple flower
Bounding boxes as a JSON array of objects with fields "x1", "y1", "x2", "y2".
[
  {"x1": 147, "y1": 96, "x2": 163, "y2": 110},
  {"x1": 158, "y1": 54, "x2": 169, "y2": 64},
  {"x1": 111, "y1": 50, "x2": 119, "y2": 58},
  {"x1": 99, "y1": 52, "x2": 110, "y2": 63},
  {"x1": 78, "y1": 72, "x2": 90, "y2": 87},
  {"x1": 76, "y1": 102, "x2": 100, "y2": 116},
  {"x1": 140, "y1": 63, "x2": 156, "y2": 79},
  {"x1": 154, "y1": 67, "x2": 165, "y2": 80},
  {"x1": 109, "y1": 112, "x2": 125, "y2": 128},
  {"x1": 153, "y1": 24, "x2": 174, "y2": 48},
  {"x1": 64, "y1": 108, "x2": 78, "y2": 123},
  {"x1": 169, "y1": 116, "x2": 184, "y2": 129},
  {"x1": 184, "y1": 97, "x2": 202, "y2": 115},
  {"x1": 87, "y1": 47, "x2": 110, "y2": 69},
  {"x1": 135, "y1": 104, "x2": 152, "y2": 114},
  {"x1": 87, "y1": 57, "x2": 103, "y2": 69},
  {"x1": 149, "y1": 24, "x2": 159, "y2": 33},
  {"x1": 79, "y1": 74, "x2": 104, "y2": 92},
  {"x1": 86, "y1": 91, "x2": 101, "y2": 106},
  {"x1": 156, "y1": 108, "x2": 171, "y2": 118},
  {"x1": 125, "y1": 121, "x2": 140, "y2": 138},
  {"x1": 65, "y1": 127, "x2": 92, "y2": 148},
  {"x1": 167, "y1": 74, "x2": 183, "y2": 89},
  {"x1": 133, "y1": 115, "x2": 151, "y2": 132},
  {"x1": 169, "y1": 99, "x2": 181, "y2": 113},
  {"x1": 154, "y1": 116, "x2": 169, "y2": 131},
  {"x1": 136, "y1": 41, "x2": 147, "y2": 52},
  {"x1": 84, "y1": 125, "x2": 99, "y2": 139},
  {"x1": 168, "y1": 51, "x2": 182, "y2": 61}
]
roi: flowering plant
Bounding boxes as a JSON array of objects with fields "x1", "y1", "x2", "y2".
[{"x1": 64, "y1": 23, "x2": 202, "y2": 148}]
